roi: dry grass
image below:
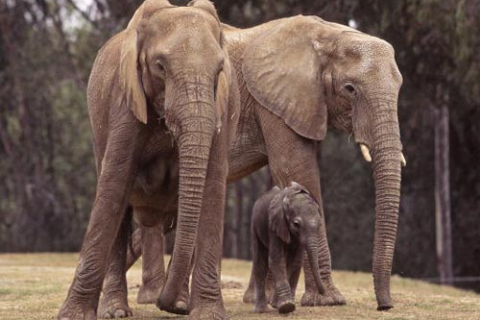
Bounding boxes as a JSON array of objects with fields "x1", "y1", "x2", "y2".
[{"x1": 1, "y1": 253, "x2": 479, "y2": 320}]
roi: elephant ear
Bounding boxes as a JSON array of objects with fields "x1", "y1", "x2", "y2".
[
  {"x1": 215, "y1": 50, "x2": 239, "y2": 134},
  {"x1": 242, "y1": 16, "x2": 336, "y2": 141},
  {"x1": 291, "y1": 181, "x2": 310, "y2": 194},
  {"x1": 119, "y1": 0, "x2": 173, "y2": 123},
  {"x1": 268, "y1": 191, "x2": 291, "y2": 244},
  {"x1": 187, "y1": 0, "x2": 219, "y2": 21}
]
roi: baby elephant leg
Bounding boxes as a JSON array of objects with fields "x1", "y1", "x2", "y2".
[
  {"x1": 268, "y1": 239, "x2": 295, "y2": 314},
  {"x1": 252, "y1": 237, "x2": 269, "y2": 313}
]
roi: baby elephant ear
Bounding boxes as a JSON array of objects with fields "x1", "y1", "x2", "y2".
[
  {"x1": 242, "y1": 16, "x2": 329, "y2": 141},
  {"x1": 291, "y1": 181, "x2": 310, "y2": 194},
  {"x1": 268, "y1": 192, "x2": 291, "y2": 244}
]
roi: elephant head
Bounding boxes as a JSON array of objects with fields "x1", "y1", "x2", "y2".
[
  {"x1": 120, "y1": 0, "x2": 237, "y2": 306},
  {"x1": 243, "y1": 16, "x2": 404, "y2": 310},
  {"x1": 269, "y1": 182, "x2": 327, "y2": 296}
]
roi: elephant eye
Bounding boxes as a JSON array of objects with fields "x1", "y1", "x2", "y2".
[
  {"x1": 344, "y1": 83, "x2": 356, "y2": 95},
  {"x1": 292, "y1": 218, "x2": 302, "y2": 228},
  {"x1": 155, "y1": 60, "x2": 166, "y2": 75}
]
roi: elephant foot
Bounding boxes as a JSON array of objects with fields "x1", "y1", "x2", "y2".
[
  {"x1": 58, "y1": 297, "x2": 96, "y2": 320},
  {"x1": 137, "y1": 283, "x2": 162, "y2": 304},
  {"x1": 242, "y1": 287, "x2": 254, "y2": 304},
  {"x1": 189, "y1": 303, "x2": 229, "y2": 320},
  {"x1": 157, "y1": 280, "x2": 190, "y2": 315},
  {"x1": 254, "y1": 299, "x2": 269, "y2": 313},
  {"x1": 277, "y1": 300, "x2": 295, "y2": 314},
  {"x1": 98, "y1": 292, "x2": 132, "y2": 319},
  {"x1": 300, "y1": 279, "x2": 346, "y2": 307},
  {"x1": 156, "y1": 296, "x2": 189, "y2": 315}
]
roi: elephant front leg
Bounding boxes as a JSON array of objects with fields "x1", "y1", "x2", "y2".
[
  {"x1": 58, "y1": 119, "x2": 144, "y2": 320},
  {"x1": 257, "y1": 106, "x2": 345, "y2": 307},
  {"x1": 287, "y1": 247, "x2": 304, "y2": 300},
  {"x1": 268, "y1": 239, "x2": 294, "y2": 314},
  {"x1": 98, "y1": 208, "x2": 133, "y2": 319},
  {"x1": 137, "y1": 222, "x2": 166, "y2": 304},
  {"x1": 125, "y1": 227, "x2": 142, "y2": 270}
]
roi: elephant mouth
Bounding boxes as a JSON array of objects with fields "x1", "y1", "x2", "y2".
[{"x1": 358, "y1": 143, "x2": 406, "y2": 167}]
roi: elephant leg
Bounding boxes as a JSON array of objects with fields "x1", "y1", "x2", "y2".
[
  {"x1": 156, "y1": 247, "x2": 191, "y2": 315},
  {"x1": 125, "y1": 228, "x2": 142, "y2": 270},
  {"x1": 268, "y1": 238, "x2": 294, "y2": 314},
  {"x1": 252, "y1": 237, "x2": 268, "y2": 313},
  {"x1": 244, "y1": 266, "x2": 274, "y2": 305},
  {"x1": 287, "y1": 248, "x2": 303, "y2": 300},
  {"x1": 256, "y1": 106, "x2": 345, "y2": 307},
  {"x1": 57, "y1": 118, "x2": 144, "y2": 320},
  {"x1": 242, "y1": 268, "x2": 255, "y2": 304},
  {"x1": 188, "y1": 135, "x2": 229, "y2": 320},
  {"x1": 98, "y1": 208, "x2": 133, "y2": 319},
  {"x1": 137, "y1": 222, "x2": 166, "y2": 304}
]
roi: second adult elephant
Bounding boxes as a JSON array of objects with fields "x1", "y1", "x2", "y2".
[{"x1": 104, "y1": 14, "x2": 406, "y2": 314}]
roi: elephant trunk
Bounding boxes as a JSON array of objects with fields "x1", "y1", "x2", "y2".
[
  {"x1": 370, "y1": 102, "x2": 402, "y2": 311},
  {"x1": 159, "y1": 76, "x2": 216, "y2": 309},
  {"x1": 305, "y1": 236, "x2": 326, "y2": 295}
]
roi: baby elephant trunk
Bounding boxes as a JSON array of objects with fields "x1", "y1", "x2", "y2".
[{"x1": 306, "y1": 237, "x2": 326, "y2": 295}]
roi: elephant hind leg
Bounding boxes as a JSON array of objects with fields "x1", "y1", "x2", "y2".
[
  {"x1": 98, "y1": 207, "x2": 133, "y2": 319},
  {"x1": 125, "y1": 227, "x2": 142, "y2": 271},
  {"x1": 243, "y1": 268, "x2": 255, "y2": 304},
  {"x1": 137, "y1": 222, "x2": 166, "y2": 304}
]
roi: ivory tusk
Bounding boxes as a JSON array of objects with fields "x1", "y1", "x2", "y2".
[
  {"x1": 401, "y1": 153, "x2": 407, "y2": 167},
  {"x1": 360, "y1": 144, "x2": 372, "y2": 163}
]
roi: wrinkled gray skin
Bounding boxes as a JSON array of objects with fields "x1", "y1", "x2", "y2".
[
  {"x1": 251, "y1": 183, "x2": 326, "y2": 314},
  {"x1": 57, "y1": 1, "x2": 240, "y2": 320},
  {"x1": 103, "y1": 13, "x2": 405, "y2": 316}
]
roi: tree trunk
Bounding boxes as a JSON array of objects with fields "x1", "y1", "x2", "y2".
[{"x1": 433, "y1": 104, "x2": 453, "y2": 286}]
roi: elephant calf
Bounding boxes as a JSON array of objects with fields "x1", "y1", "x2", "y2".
[{"x1": 251, "y1": 182, "x2": 326, "y2": 314}]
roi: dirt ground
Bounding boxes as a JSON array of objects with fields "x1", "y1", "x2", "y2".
[{"x1": 0, "y1": 253, "x2": 479, "y2": 320}]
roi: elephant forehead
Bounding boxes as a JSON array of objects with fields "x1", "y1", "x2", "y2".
[{"x1": 146, "y1": 8, "x2": 220, "y2": 40}]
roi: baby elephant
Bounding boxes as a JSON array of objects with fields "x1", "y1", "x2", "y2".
[{"x1": 252, "y1": 182, "x2": 326, "y2": 314}]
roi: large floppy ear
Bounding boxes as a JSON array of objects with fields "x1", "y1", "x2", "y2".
[
  {"x1": 268, "y1": 190, "x2": 291, "y2": 244},
  {"x1": 119, "y1": 0, "x2": 173, "y2": 124},
  {"x1": 242, "y1": 16, "x2": 339, "y2": 141}
]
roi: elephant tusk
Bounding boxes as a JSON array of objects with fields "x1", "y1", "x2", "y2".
[
  {"x1": 360, "y1": 144, "x2": 372, "y2": 163},
  {"x1": 401, "y1": 153, "x2": 407, "y2": 167}
]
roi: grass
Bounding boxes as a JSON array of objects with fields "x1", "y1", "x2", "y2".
[{"x1": 1, "y1": 253, "x2": 480, "y2": 319}]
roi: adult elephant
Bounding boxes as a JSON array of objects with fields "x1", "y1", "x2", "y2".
[
  {"x1": 228, "y1": 15, "x2": 406, "y2": 311},
  {"x1": 57, "y1": 1, "x2": 240, "y2": 320},
  {"x1": 103, "y1": 14, "x2": 406, "y2": 316}
]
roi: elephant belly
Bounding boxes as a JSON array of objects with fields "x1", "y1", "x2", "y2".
[{"x1": 129, "y1": 138, "x2": 179, "y2": 226}]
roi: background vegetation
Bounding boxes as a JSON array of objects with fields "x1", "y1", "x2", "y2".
[{"x1": 0, "y1": 0, "x2": 479, "y2": 292}]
